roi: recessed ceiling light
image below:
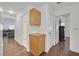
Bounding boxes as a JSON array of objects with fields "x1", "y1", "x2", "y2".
[
  {"x1": 57, "y1": 2, "x2": 62, "y2": 4},
  {"x1": 7, "y1": 10, "x2": 15, "y2": 14},
  {"x1": 0, "y1": 8, "x2": 3, "y2": 12}
]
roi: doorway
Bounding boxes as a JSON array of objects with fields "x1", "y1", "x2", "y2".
[
  {"x1": 55, "y1": 14, "x2": 70, "y2": 42},
  {"x1": 59, "y1": 18, "x2": 65, "y2": 42},
  {"x1": 55, "y1": 13, "x2": 70, "y2": 55},
  {"x1": 2, "y1": 16, "x2": 16, "y2": 55},
  {"x1": 3, "y1": 17, "x2": 15, "y2": 38}
]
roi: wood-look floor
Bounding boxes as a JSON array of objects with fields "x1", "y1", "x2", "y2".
[
  {"x1": 3, "y1": 37, "x2": 79, "y2": 56},
  {"x1": 3, "y1": 37, "x2": 30, "y2": 56}
]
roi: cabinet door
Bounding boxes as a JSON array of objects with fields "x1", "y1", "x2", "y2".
[
  {"x1": 30, "y1": 35, "x2": 38, "y2": 55},
  {"x1": 38, "y1": 35, "x2": 45, "y2": 55},
  {"x1": 30, "y1": 8, "x2": 41, "y2": 26},
  {"x1": 30, "y1": 35, "x2": 45, "y2": 55}
]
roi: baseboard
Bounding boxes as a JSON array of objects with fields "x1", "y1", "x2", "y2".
[
  {"x1": 14, "y1": 38, "x2": 30, "y2": 54},
  {"x1": 69, "y1": 50, "x2": 79, "y2": 55},
  {"x1": 45, "y1": 49, "x2": 49, "y2": 53}
]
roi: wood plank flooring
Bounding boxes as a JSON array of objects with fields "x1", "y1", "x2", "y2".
[
  {"x1": 3, "y1": 37, "x2": 29, "y2": 56},
  {"x1": 3, "y1": 37, "x2": 79, "y2": 56}
]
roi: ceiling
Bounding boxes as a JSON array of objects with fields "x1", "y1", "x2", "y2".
[
  {"x1": 0, "y1": 2, "x2": 48, "y2": 14},
  {"x1": 0, "y1": 2, "x2": 78, "y2": 14}
]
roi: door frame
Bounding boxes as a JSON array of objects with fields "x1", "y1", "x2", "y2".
[{"x1": 55, "y1": 13, "x2": 70, "y2": 48}]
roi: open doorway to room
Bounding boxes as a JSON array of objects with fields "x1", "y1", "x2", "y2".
[
  {"x1": 2, "y1": 15, "x2": 16, "y2": 56},
  {"x1": 55, "y1": 13, "x2": 70, "y2": 55},
  {"x1": 58, "y1": 14, "x2": 70, "y2": 42},
  {"x1": 3, "y1": 17, "x2": 15, "y2": 39}
]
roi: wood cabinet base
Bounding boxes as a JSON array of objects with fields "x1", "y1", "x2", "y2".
[{"x1": 30, "y1": 34, "x2": 45, "y2": 56}]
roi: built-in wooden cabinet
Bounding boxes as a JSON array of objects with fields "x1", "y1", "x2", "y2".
[
  {"x1": 30, "y1": 34, "x2": 45, "y2": 55},
  {"x1": 30, "y1": 8, "x2": 41, "y2": 26}
]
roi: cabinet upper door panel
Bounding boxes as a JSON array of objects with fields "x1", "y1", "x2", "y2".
[{"x1": 30, "y1": 8, "x2": 41, "y2": 26}]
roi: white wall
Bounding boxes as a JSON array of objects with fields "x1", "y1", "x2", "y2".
[
  {"x1": 22, "y1": 4, "x2": 55, "y2": 52},
  {"x1": 0, "y1": 13, "x2": 3, "y2": 56},
  {"x1": 47, "y1": 4, "x2": 56, "y2": 51},
  {"x1": 55, "y1": 16, "x2": 59, "y2": 44},
  {"x1": 15, "y1": 14, "x2": 23, "y2": 45},
  {"x1": 26, "y1": 4, "x2": 50, "y2": 52},
  {"x1": 0, "y1": 25, "x2": 3, "y2": 56},
  {"x1": 55, "y1": 3, "x2": 79, "y2": 53},
  {"x1": 21, "y1": 14, "x2": 27, "y2": 49}
]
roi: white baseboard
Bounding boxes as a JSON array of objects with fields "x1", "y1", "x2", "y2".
[{"x1": 70, "y1": 49, "x2": 79, "y2": 54}]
